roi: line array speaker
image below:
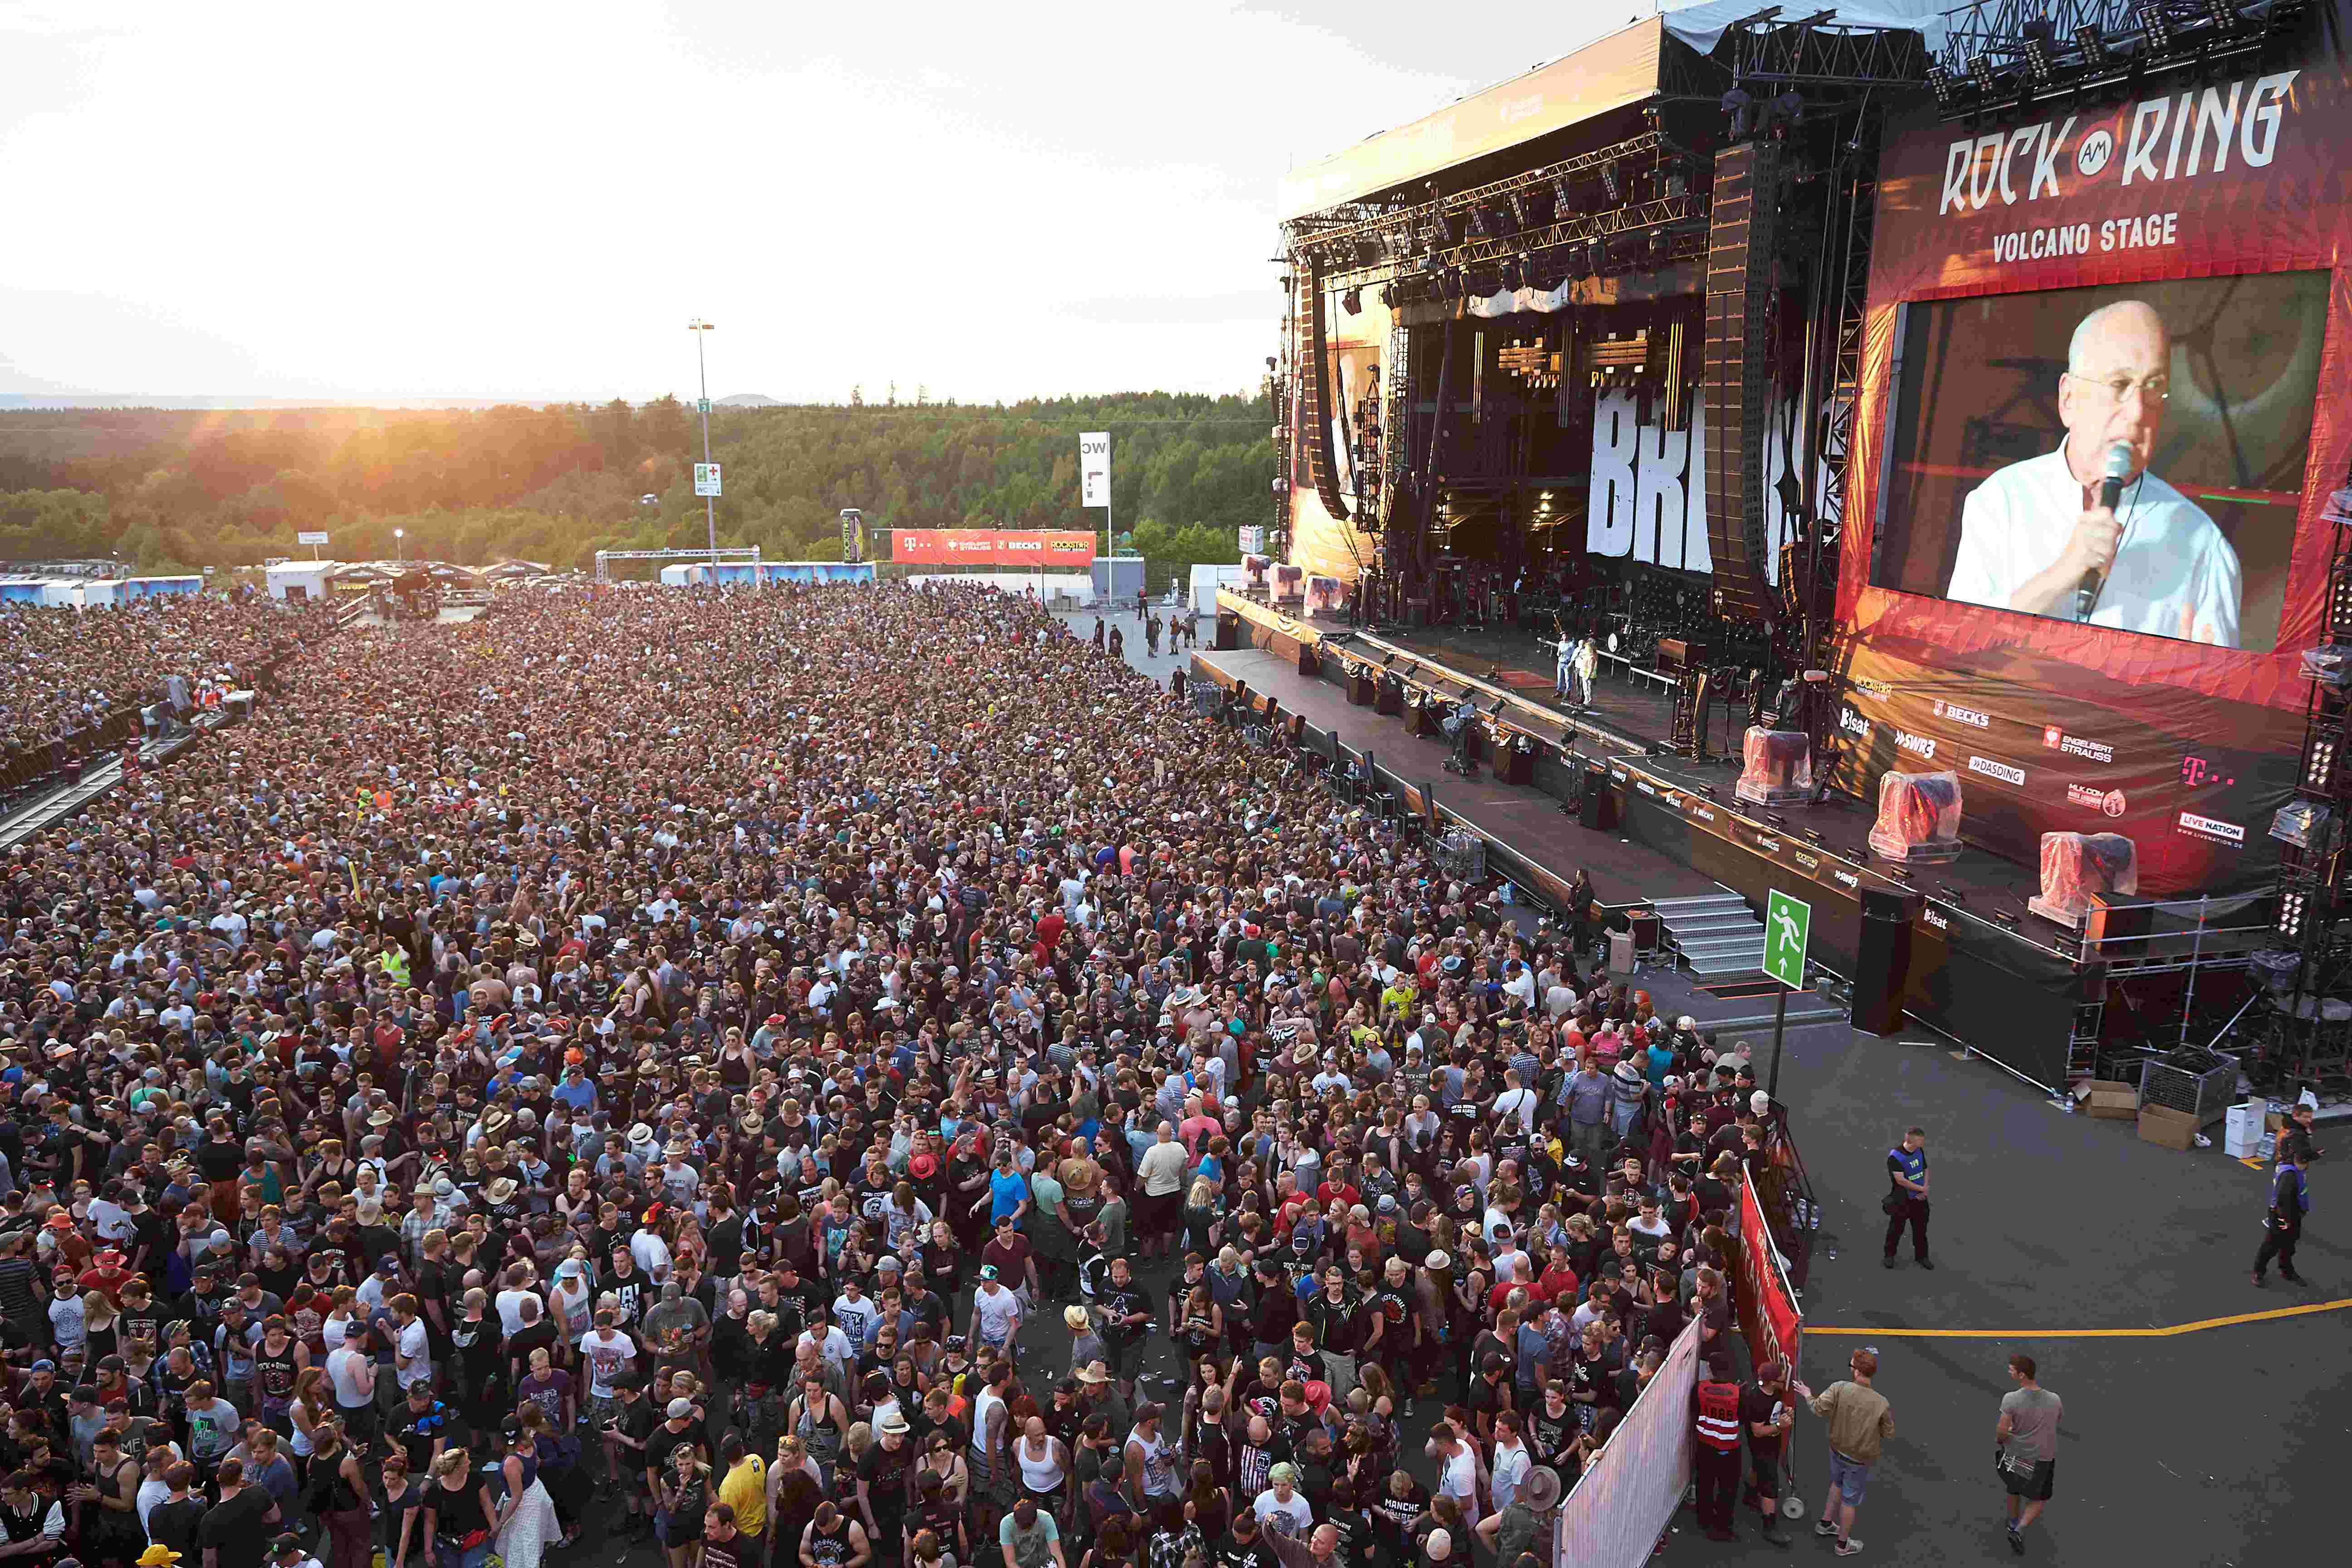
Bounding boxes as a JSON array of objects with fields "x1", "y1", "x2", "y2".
[{"x1": 1701, "y1": 139, "x2": 1779, "y2": 627}]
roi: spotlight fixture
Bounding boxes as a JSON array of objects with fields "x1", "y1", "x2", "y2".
[
  {"x1": 2020, "y1": 17, "x2": 2056, "y2": 83},
  {"x1": 2200, "y1": 0, "x2": 2241, "y2": 36},
  {"x1": 1969, "y1": 53, "x2": 1998, "y2": 94},
  {"x1": 1925, "y1": 64, "x2": 1958, "y2": 110},
  {"x1": 2075, "y1": 23, "x2": 2111, "y2": 66},
  {"x1": 1600, "y1": 162, "x2": 1623, "y2": 203},
  {"x1": 2280, "y1": 888, "x2": 2307, "y2": 939},
  {"x1": 2138, "y1": 0, "x2": 2173, "y2": 51}
]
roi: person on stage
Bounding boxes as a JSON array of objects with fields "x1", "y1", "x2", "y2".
[{"x1": 1944, "y1": 299, "x2": 2241, "y2": 647}]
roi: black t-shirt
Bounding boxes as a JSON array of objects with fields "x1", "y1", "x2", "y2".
[
  {"x1": 642, "y1": 1420, "x2": 705, "y2": 1482},
  {"x1": 1739, "y1": 1382, "x2": 1788, "y2": 1457},
  {"x1": 600, "y1": 1266, "x2": 650, "y2": 1328},
  {"x1": 508, "y1": 1319, "x2": 560, "y2": 1377},
  {"x1": 1098, "y1": 1281, "x2": 1153, "y2": 1342},
  {"x1": 390, "y1": 1398, "x2": 451, "y2": 1474},
  {"x1": 147, "y1": 1496, "x2": 208, "y2": 1559},
  {"x1": 1216, "y1": 1533, "x2": 1276, "y2": 1568},
  {"x1": 857, "y1": 1437, "x2": 919, "y2": 1518},
  {"x1": 201, "y1": 1486, "x2": 275, "y2": 1568}
]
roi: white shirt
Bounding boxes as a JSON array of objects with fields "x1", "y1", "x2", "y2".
[{"x1": 1945, "y1": 449, "x2": 2241, "y2": 647}]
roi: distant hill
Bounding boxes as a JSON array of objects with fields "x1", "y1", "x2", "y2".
[
  {"x1": 0, "y1": 391, "x2": 1273, "y2": 585},
  {"x1": 715, "y1": 393, "x2": 780, "y2": 407}
]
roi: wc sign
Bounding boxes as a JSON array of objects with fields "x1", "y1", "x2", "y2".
[{"x1": 1080, "y1": 432, "x2": 1112, "y2": 508}]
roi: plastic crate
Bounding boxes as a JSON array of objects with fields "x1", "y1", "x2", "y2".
[
  {"x1": 1437, "y1": 827, "x2": 1485, "y2": 882},
  {"x1": 2139, "y1": 1049, "x2": 2239, "y2": 1127}
]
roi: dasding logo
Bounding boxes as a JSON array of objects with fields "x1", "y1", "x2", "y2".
[
  {"x1": 2042, "y1": 726, "x2": 2115, "y2": 764},
  {"x1": 1936, "y1": 72, "x2": 2300, "y2": 216},
  {"x1": 1933, "y1": 699, "x2": 1992, "y2": 730},
  {"x1": 1838, "y1": 707, "x2": 1871, "y2": 738},
  {"x1": 2178, "y1": 810, "x2": 2247, "y2": 846},
  {"x1": 1894, "y1": 729, "x2": 1937, "y2": 760},
  {"x1": 1967, "y1": 755, "x2": 2025, "y2": 787}
]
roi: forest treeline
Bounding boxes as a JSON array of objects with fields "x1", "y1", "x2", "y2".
[{"x1": 0, "y1": 391, "x2": 1279, "y2": 583}]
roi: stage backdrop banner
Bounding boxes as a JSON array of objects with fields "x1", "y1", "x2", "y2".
[
  {"x1": 1840, "y1": 46, "x2": 2352, "y2": 896},
  {"x1": 1553, "y1": 1318, "x2": 1701, "y2": 1568},
  {"x1": 891, "y1": 530, "x2": 1097, "y2": 568}
]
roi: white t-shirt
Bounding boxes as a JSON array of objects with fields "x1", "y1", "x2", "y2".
[
  {"x1": 1253, "y1": 1489, "x2": 1314, "y2": 1538},
  {"x1": 1946, "y1": 449, "x2": 2241, "y2": 647},
  {"x1": 395, "y1": 1318, "x2": 432, "y2": 1387},
  {"x1": 577, "y1": 1329, "x2": 637, "y2": 1398}
]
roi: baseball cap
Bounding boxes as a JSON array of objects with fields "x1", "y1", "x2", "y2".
[{"x1": 666, "y1": 1397, "x2": 694, "y2": 1419}]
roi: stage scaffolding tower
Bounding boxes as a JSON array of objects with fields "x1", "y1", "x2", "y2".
[{"x1": 2268, "y1": 472, "x2": 2352, "y2": 1087}]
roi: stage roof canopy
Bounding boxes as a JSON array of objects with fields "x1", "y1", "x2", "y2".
[{"x1": 1278, "y1": 5, "x2": 1953, "y2": 222}]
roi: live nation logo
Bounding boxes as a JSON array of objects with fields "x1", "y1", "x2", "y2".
[
  {"x1": 1933, "y1": 698, "x2": 1992, "y2": 730},
  {"x1": 2043, "y1": 725, "x2": 2115, "y2": 764},
  {"x1": 2066, "y1": 783, "x2": 2128, "y2": 818},
  {"x1": 2177, "y1": 810, "x2": 2247, "y2": 847}
]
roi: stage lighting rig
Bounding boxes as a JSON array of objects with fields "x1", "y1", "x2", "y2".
[
  {"x1": 2074, "y1": 23, "x2": 2112, "y2": 66},
  {"x1": 2138, "y1": 0, "x2": 2173, "y2": 50},
  {"x1": 1600, "y1": 161, "x2": 1622, "y2": 203},
  {"x1": 1969, "y1": 52, "x2": 1999, "y2": 95}
]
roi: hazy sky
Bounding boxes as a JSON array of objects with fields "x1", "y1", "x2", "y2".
[{"x1": 0, "y1": 1, "x2": 1634, "y2": 404}]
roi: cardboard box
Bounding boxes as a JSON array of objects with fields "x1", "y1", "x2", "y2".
[
  {"x1": 2082, "y1": 1080, "x2": 2139, "y2": 1120},
  {"x1": 2138, "y1": 1103, "x2": 2199, "y2": 1151}
]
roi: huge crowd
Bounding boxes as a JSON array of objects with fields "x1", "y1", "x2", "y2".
[
  {"x1": 0, "y1": 595, "x2": 301, "y2": 766},
  {"x1": 0, "y1": 580, "x2": 1791, "y2": 1568}
]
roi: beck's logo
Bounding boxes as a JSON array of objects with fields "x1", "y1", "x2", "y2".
[
  {"x1": 1894, "y1": 729, "x2": 1936, "y2": 760},
  {"x1": 1935, "y1": 700, "x2": 1992, "y2": 730}
]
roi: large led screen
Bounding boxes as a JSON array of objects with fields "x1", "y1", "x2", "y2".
[{"x1": 1872, "y1": 271, "x2": 2328, "y2": 654}]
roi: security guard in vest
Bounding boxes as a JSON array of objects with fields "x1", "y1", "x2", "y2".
[
  {"x1": 1883, "y1": 1126, "x2": 1933, "y2": 1270},
  {"x1": 1692, "y1": 1350, "x2": 1747, "y2": 1541}
]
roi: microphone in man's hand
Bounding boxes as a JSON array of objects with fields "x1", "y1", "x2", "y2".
[{"x1": 2077, "y1": 440, "x2": 2136, "y2": 621}]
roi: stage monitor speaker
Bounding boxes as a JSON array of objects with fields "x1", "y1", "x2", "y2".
[
  {"x1": 1377, "y1": 676, "x2": 1404, "y2": 715},
  {"x1": 1215, "y1": 610, "x2": 1242, "y2": 650},
  {"x1": 1409, "y1": 697, "x2": 1444, "y2": 738},
  {"x1": 2082, "y1": 894, "x2": 2154, "y2": 960},
  {"x1": 1348, "y1": 669, "x2": 1377, "y2": 706},
  {"x1": 1580, "y1": 764, "x2": 1618, "y2": 831},
  {"x1": 1700, "y1": 138, "x2": 1781, "y2": 627},
  {"x1": 1853, "y1": 911, "x2": 1911, "y2": 1035},
  {"x1": 1298, "y1": 642, "x2": 1317, "y2": 677},
  {"x1": 1859, "y1": 887, "x2": 1911, "y2": 923}
]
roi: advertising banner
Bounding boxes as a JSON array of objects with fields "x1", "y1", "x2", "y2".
[
  {"x1": 1839, "y1": 49, "x2": 2352, "y2": 894},
  {"x1": 1080, "y1": 432, "x2": 1111, "y2": 509},
  {"x1": 1736, "y1": 1169, "x2": 1804, "y2": 1380},
  {"x1": 891, "y1": 529, "x2": 1097, "y2": 568}
]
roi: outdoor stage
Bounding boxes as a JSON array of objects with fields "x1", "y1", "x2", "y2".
[{"x1": 1205, "y1": 589, "x2": 2269, "y2": 1093}]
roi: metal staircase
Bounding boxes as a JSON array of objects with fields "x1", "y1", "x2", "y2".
[{"x1": 1653, "y1": 892, "x2": 1768, "y2": 980}]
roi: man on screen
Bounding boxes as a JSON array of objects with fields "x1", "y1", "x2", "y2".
[{"x1": 1945, "y1": 299, "x2": 2242, "y2": 647}]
